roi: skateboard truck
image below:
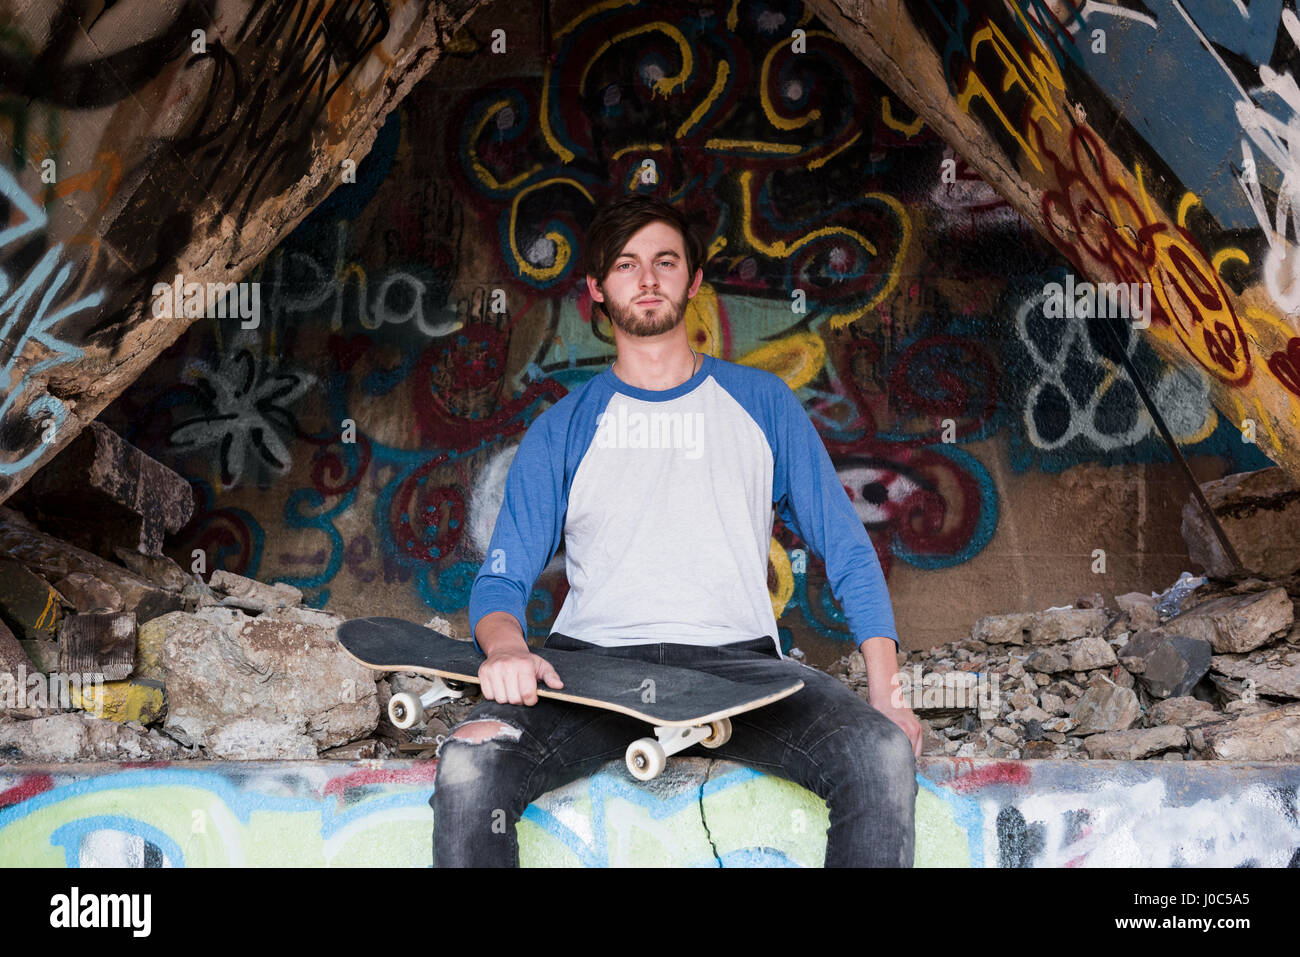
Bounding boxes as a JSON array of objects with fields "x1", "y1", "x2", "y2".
[
  {"x1": 388, "y1": 677, "x2": 465, "y2": 730},
  {"x1": 625, "y1": 718, "x2": 732, "y2": 782}
]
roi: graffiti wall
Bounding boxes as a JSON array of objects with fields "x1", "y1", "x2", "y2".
[
  {"x1": 809, "y1": 0, "x2": 1300, "y2": 482},
  {"x1": 0, "y1": 0, "x2": 478, "y2": 503},
  {"x1": 84, "y1": 0, "x2": 1276, "y2": 662},
  {"x1": 1, "y1": 757, "x2": 1296, "y2": 867}
]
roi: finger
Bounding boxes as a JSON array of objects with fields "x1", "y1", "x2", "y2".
[
  {"x1": 504, "y1": 669, "x2": 523, "y2": 705},
  {"x1": 539, "y1": 660, "x2": 563, "y2": 689},
  {"x1": 521, "y1": 670, "x2": 538, "y2": 706},
  {"x1": 479, "y1": 669, "x2": 496, "y2": 703}
]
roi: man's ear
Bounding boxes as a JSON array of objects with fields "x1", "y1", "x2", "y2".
[
  {"x1": 586, "y1": 274, "x2": 605, "y2": 303},
  {"x1": 688, "y1": 267, "x2": 704, "y2": 299}
]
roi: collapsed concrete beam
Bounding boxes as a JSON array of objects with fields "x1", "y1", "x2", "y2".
[
  {"x1": 17, "y1": 422, "x2": 192, "y2": 556},
  {"x1": 805, "y1": 0, "x2": 1300, "y2": 481},
  {"x1": 0, "y1": 0, "x2": 485, "y2": 505}
]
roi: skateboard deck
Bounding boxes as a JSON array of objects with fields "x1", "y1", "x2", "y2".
[{"x1": 336, "y1": 616, "x2": 804, "y2": 780}]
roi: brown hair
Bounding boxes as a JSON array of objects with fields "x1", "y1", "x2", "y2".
[{"x1": 582, "y1": 195, "x2": 705, "y2": 299}]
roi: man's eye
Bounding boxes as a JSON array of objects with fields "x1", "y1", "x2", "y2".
[{"x1": 658, "y1": 261, "x2": 675, "y2": 268}]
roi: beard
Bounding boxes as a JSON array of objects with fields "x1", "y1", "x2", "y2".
[{"x1": 601, "y1": 286, "x2": 688, "y2": 338}]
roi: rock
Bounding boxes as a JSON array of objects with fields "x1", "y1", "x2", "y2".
[
  {"x1": 69, "y1": 678, "x2": 165, "y2": 724},
  {"x1": 1074, "y1": 593, "x2": 1107, "y2": 610},
  {"x1": 1025, "y1": 647, "x2": 1068, "y2": 673},
  {"x1": 1157, "y1": 588, "x2": 1294, "y2": 654},
  {"x1": 17, "y1": 639, "x2": 59, "y2": 673},
  {"x1": 112, "y1": 547, "x2": 191, "y2": 593},
  {"x1": 1006, "y1": 659, "x2": 1025, "y2": 678},
  {"x1": 971, "y1": 608, "x2": 1109, "y2": 646},
  {"x1": 1066, "y1": 635, "x2": 1118, "y2": 671},
  {"x1": 0, "y1": 512, "x2": 184, "y2": 622},
  {"x1": 1195, "y1": 703, "x2": 1300, "y2": 760},
  {"x1": 990, "y1": 726, "x2": 1019, "y2": 744},
  {"x1": 1146, "y1": 696, "x2": 1217, "y2": 727},
  {"x1": 1039, "y1": 692, "x2": 1066, "y2": 715},
  {"x1": 1181, "y1": 467, "x2": 1300, "y2": 580},
  {"x1": 1008, "y1": 689, "x2": 1037, "y2": 711},
  {"x1": 1033, "y1": 673, "x2": 1050, "y2": 686},
  {"x1": 1135, "y1": 637, "x2": 1213, "y2": 699},
  {"x1": 208, "y1": 570, "x2": 303, "y2": 612},
  {"x1": 1083, "y1": 726, "x2": 1187, "y2": 759},
  {"x1": 319, "y1": 739, "x2": 380, "y2": 760},
  {"x1": 162, "y1": 607, "x2": 378, "y2": 753},
  {"x1": 985, "y1": 739, "x2": 1018, "y2": 759},
  {"x1": 0, "y1": 712, "x2": 180, "y2": 761},
  {"x1": 1022, "y1": 740, "x2": 1064, "y2": 758},
  {"x1": 1116, "y1": 592, "x2": 1160, "y2": 630},
  {"x1": 1210, "y1": 649, "x2": 1300, "y2": 699},
  {"x1": 205, "y1": 718, "x2": 317, "y2": 759},
  {"x1": 0, "y1": 557, "x2": 63, "y2": 640},
  {"x1": 1017, "y1": 705, "x2": 1054, "y2": 724},
  {"x1": 1070, "y1": 682, "x2": 1141, "y2": 735},
  {"x1": 51, "y1": 572, "x2": 124, "y2": 613}
]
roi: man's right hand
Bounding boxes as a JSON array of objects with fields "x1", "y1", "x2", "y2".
[{"x1": 478, "y1": 647, "x2": 564, "y2": 706}]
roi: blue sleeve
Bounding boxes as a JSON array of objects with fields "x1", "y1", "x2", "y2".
[
  {"x1": 467, "y1": 412, "x2": 567, "y2": 653},
  {"x1": 770, "y1": 381, "x2": 900, "y2": 650}
]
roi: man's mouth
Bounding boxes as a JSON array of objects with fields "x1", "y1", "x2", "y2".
[{"x1": 636, "y1": 298, "x2": 662, "y2": 305}]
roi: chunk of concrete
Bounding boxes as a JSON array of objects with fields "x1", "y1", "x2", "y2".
[
  {"x1": 162, "y1": 608, "x2": 377, "y2": 754},
  {"x1": 1182, "y1": 467, "x2": 1300, "y2": 579},
  {"x1": 972, "y1": 608, "x2": 1109, "y2": 646},
  {"x1": 1156, "y1": 588, "x2": 1294, "y2": 654},
  {"x1": 1070, "y1": 682, "x2": 1140, "y2": 735},
  {"x1": 1083, "y1": 726, "x2": 1187, "y2": 759}
]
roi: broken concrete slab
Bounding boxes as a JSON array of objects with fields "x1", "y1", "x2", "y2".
[
  {"x1": 208, "y1": 570, "x2": 303, "y2": 613},
  {"x1": 0, "y1": 508, "x2": 184, "y2": 622},
  {"x1": 1182, "y1": 467, "x2": 1300, "y2": 580},
  {"x1": 1193, "y1": 703, "x2": 1300, "y2": 760},
  {"x1": 1155, "y1": 588, "x2": 1294, "y2": 654},
  {"x1": 1083, "y1": 726, "x2": 1187, "y2": 760},
  {"x1": 971, "y1": 608, "x2": 1110, "y2": 646},
  {"x1": 50, "y1": 572, "x2": 124, "y2": 613},
  {"x1": 161, "y1": 607, "x2": 377, "y2": 755},
  {"x1": 1210, "y1": 649, "x2": 1300, "y2": 700},
  {"x1": 1070, "y1": 682, "x2": 1141, "y2": 735},
  {"x1": 1136, "y1": 637, "x2": 1213, "y2": 699},
  {"x1": 0, "y1": 556, "x2": 62, "y2": 641},
  {"x1": 0, "y1": 713, "x2": 181, "y2": 761},
  {"x1": 15, "y1": 422, "x2": 193, "y2": 556},
  {"x1": 1066, "y1": 634, "x2": 1118, "y2": 671}
]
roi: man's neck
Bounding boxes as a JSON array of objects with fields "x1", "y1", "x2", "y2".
[{"x1": 612, "y1": 347, "x2": 700, "y2": 391}]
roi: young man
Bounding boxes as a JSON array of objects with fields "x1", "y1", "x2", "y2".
[{"x1": 431, "y1": 194, "x2": 920, "y2": 867}]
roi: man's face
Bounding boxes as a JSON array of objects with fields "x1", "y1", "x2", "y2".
[{"x1": 588, "y1": 220, "x2": 703, "y2": 337}]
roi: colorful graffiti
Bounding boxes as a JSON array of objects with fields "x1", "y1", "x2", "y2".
[
  {"x1": 895, "y1": 0, "x2": 1300, "y2": 476},
  {"x1": 83, "y1": 0, "x2": 1266, "y2": 667},
  {"x1": 2, "y1": 758, "x2": 1296, "y2": 867},
  {"x1": 0, "y1": 0, "x2": 470, "y2": 503}
]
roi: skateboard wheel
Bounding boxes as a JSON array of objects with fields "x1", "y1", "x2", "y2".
[
  {"x1": 625, "y1": 738, "x2": 667, "y2": 781},
  {"x1": 388, "y1": 692, "x2": 424, "y2": 730},
  {"x1": 701, "y1": 717, "x2": 732, "y2": 748}
]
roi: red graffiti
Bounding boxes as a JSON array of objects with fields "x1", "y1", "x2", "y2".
[
  {"x1": 1267, "y1": 337, "x2": 1300, "y2": 398},
  {"x1": 0, "y1": 774, "x2": 54, "y2": 809},
  {"x1": 323, "y1": 764, "x2": 440, "y2": 800},
  {"x1": 1036, "y1": 123, "x2": 1251, "y2": 386},
  {"x1": 945, "y1": 760, "x2": 1032, "y2": 793}
]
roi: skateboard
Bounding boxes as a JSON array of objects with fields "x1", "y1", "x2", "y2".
[{"x1": 336, "y1": 616, "x2": 804, "y2": 781}]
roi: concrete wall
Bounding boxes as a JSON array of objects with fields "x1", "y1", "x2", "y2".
[
  {"x1": 70, "y1": 0, "x2": 1276, "y2": 664},
  {"x1": 1, "y1": 757, "x2": 1296, "y2": 867}
]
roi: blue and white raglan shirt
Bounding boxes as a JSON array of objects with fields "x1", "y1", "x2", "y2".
[{"x1": 467, "y1": 355, "x2": 898, "y2": 657}]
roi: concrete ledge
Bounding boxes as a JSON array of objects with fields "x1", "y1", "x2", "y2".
[{"x1": 1, "y1": 758, "x2": 1297, "y2": 866}]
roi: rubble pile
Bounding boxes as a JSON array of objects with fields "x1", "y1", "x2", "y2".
[
  {"x1": 2, "y1": 453, "x2": 1299, "y2": 764},
  {"x1": 830, "y1": 573, "x2": 1300, "y2": 760}
]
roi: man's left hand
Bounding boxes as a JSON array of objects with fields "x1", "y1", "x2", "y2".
[{"x1": 868, "y1": 692, "x2": 923, "y2": 758}]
